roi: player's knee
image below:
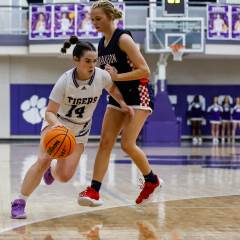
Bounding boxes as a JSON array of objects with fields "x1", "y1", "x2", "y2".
[
  {"x1": 99, "y1": 137, "x2": 115, "y2": 151},
  {"x1": 121, "y1": 139, "x2": 135, "y2": 153},
  {"x1": 37, "y1": 156, "x2": 51, "y2": 170},
  {"x1": 57, "y1": 171, "x2": 73, "y2": 183}
]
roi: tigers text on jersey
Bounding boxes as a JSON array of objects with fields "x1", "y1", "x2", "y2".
[{"x1": 49, "y1": 67, "x2": 113, "y2": 124}]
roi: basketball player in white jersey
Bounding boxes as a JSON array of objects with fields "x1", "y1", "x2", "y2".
[{"x1": 11, "y1": 36, "x2": 133, "y2": 219}]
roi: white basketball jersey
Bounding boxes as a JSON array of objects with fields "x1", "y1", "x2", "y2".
[{"x1": 49, "y1": 67, "x2": 113, "y2": 124}]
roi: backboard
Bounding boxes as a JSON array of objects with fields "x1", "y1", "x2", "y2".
[{"x1": 146, "y1": 17, "x2": 204, "y2": 54}]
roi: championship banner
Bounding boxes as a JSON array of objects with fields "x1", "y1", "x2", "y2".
[
  {"x1": 232, "y1": 6, "x2": 240, "y2": 40},
  {"x1": 29, "y1": 3, "x2": 125, "y2": 40},
  {"x1": 30, "y1": 5, "x2": 53, "y2": 40},
  {"x1": 76, "y1": 3, "x2": 125, "y2": 39},
  {"x1": 207, "y1": 5, "x2": 230, "y2": 40},
  {"x1": 54, "y1": 4, "x2": 75, "y2": 38},
  {"x1": 115, "y1": 3, "x2": 125, "y2": 30},
  {"x1": 77, "y1": 5, "x2": 100, "y2": 38}
]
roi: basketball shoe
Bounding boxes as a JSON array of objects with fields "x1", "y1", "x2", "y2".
[
  {"x1": 43, "y1": 167, "x2": 55, "y2": 185},
  {"x1": 78, "y1": 187, "x2": 103, "y2": 207},
  {"x1": 136, "y1": 176, "x2": 163, "y2": 204},
  {"x1": 11, "y1": 199, "x2": 26, "y2": 219}
]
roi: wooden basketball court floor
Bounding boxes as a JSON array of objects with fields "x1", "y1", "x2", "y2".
[{"x1": 0, "y1": 142, "x2": 240, "y2": 239}]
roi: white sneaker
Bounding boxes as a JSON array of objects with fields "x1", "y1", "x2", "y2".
[
  {"x1": 197, "y1": 137, "x2": 202, "y2": 145},
  {"x1": 192, "y1": 137, "x2": 198, "y2": 145},
  {"x1": 221, "y1": 138, "x2": 225, "y2": 145},
  {"x1": 212, "y1": 138, "x2": 218, "y2": 145}
]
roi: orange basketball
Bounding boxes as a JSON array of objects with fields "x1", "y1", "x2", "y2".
[{"x1": 43, "y1": 126, "x2": 76, "y2": 160}]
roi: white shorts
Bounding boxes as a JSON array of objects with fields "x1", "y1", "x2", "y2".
[
  {"x1": 232, "y1": 120, "x2": 240, "y2": 124},
  {"x1": 107, "y1": 104, "x2": 153, "y2": 113},
  {"x1": 41, "y1": 116, "x2": 92, "y2": 145},
  {"x1": 210, "y1": 121, "x2": 221, "y2": 124},
  {"x1": 222, "y1": 120, "x2": 231, "y2": 123}
]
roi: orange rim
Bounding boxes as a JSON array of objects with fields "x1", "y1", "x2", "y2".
[{"x1": 170, "y1": 44, "x2": 185, "y2": 52}]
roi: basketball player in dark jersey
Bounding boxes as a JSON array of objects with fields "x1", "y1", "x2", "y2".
[{"x1": 78, "y1": 0, "x2": 162, "y2": 206}]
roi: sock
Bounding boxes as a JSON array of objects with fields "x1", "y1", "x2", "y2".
[
  {"x1": 144, "y1": 170, "x2": 158, "y2": 184},
  {"x1": 18, "y1": 193, "x2": 28, "y2": 201},
  {"x1": 50, "y1": 159, "x2": 57, "y2": 171},
  {"x1": 91, "y1": 180, "x2": 102, "y2": 192},
  {"x1": 50, "y1": 159, "x2": 57, "y2": 179}
]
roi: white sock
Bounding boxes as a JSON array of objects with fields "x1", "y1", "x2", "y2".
[
  {"x1": 18, "y1": 193, "x2": 28, "y2": 201},
  {"x1": 50, "y1": 159, "x2": 57, "y2": 170},
  {"x1": 50, "y1": 159, "x2": 57, "y2": 179}
]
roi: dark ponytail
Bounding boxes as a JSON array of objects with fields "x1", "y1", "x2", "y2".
[{"x1": 61, "y1": 35, "x2": 96, "y2": 58}]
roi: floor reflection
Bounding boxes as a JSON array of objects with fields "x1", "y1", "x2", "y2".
[{"x1": 1, "y1": 196, "x2": 239, "y2": 240}]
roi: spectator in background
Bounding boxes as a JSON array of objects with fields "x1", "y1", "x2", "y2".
[
  {"x1": 231, "y1": 97, "x2": 240, "y2": 144},
  {"x1": 207, "y1": 96, "x2": 223, "y2": 145},
  {"x1": 221, "y1": 96, "x2": 232, "y2": 144},
  {"x1": 187, "y1": 95, "x2": 205, "y2": 145}
]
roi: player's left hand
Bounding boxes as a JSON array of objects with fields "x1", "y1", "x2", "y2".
[
  {"x1": 121, "y1": 104, "x2": 135, "y2": 118},
  {"x1": 105, "y1": 64, "x2": 118, "y2": 80}
]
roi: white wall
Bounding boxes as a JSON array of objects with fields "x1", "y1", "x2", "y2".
[
  {"x1": 167, "y1": 58, "x2": 240, "y2": 85},
  {"x1": 144, "y1": 54, "x2": 240, "y2": 85},
  {"x1": 10, "y1": 56, "x2": 73, "y2": 84},
  {"x1": 0, "y1": 0, "x2": 11, "y2": 5},
  {"x1": 0, "y1": 57, "x2": 10, "y2": 138}
]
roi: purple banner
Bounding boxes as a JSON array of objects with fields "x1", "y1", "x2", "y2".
[
  {"x1": 29, "y1": 3, "x2": 125, "y2": 40},
  {"x1": 30, "y1": 5, "x2": 52, "y2": 40},
  {"x1": 232, "y1": 6, "x2": 240, "y2": 39},
  {"x1": 207, "y1": 5, "x2": 230, "y2": 40},
  {"x1": 77, "y1": 4, "x2": 100, "y2": 38},
  {"x1": 76, "y1": 3, "x2": 125, "y2": 39},
  {"x1": 54, "y1": 4, "x2": 75, "y2": 39},
  {"x1": 115, "y1": 3, "x2": 125, "y2": 30}
]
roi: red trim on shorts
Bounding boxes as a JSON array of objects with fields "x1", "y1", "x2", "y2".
[{"x1": 140, "y1": 78, "x2": 149, "y2": 85}]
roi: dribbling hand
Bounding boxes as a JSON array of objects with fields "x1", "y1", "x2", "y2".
[
  {"x1": 121, "y1": 104, "x2": 134, "y2": 118},
  {"x1": 51, "y1": 123, "x2": 66, "y2": 129},
  {"x1": 105, "y1": 64, "x2": 118, "y2": 80}
]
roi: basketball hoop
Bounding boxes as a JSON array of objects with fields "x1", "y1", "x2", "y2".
[{"x1": 170, "y1": 44, "x2": 185, "y2": 61}]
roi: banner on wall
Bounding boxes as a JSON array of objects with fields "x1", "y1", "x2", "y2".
[
  {"x1": 231, "y1": 6, "x2": 240, "y2": 39},
  {"x1": 207, "y1": 4, "x2": 240, "y2": 40},
  {"x1": 29, "y1": 3, "x2": 125, "y2": 40},
  {"x1": 77, "y1": 4, "x2": 101, "y2": 38},
  {"x1": 30, "y1": 5, "x2": 53, "y2": 40},
  {"x1": 207, "y1": 5, "x2": 230, "y2": 40},
  {"x1": 54, "y1": 4, "x2": 75, "y2": 39}
]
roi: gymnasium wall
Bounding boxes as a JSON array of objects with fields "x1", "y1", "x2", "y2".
[{"x1": 1, "y1": 55, "x2": 240, "y2": 138}]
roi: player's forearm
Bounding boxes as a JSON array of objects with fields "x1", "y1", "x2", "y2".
[
  {"x1": 115, "y1": 67, "x2": 150, "y2": 81},
  {"x1": 45, "y1": 111, "x2": 61, "y2": 126},
  {"x1": 108, "y1": 85, "x2": 126, "y2": 107}
]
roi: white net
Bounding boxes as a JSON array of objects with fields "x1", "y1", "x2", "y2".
[{"x1": 170, "y1": 45, "x2": 185, "y2": 62}]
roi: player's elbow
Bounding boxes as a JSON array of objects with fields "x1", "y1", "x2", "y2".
[{"x1": 141, "y1": 66, "x2": 151, "y2": 78}]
